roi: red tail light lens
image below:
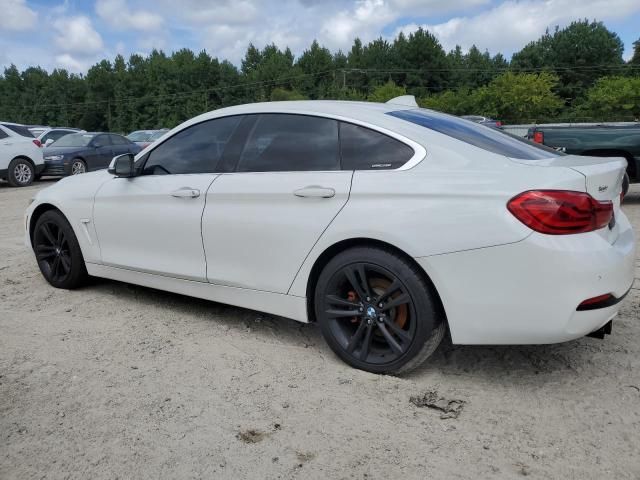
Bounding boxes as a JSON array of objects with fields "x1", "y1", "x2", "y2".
[
  {"x1": 532, "y1": 131, "x2": 544, "y2": 144},
  {"x1": 495, "y1": 121, "x2": 502, "y2": 127},
  {"x1": 507, "y1": 190, "x2": 613, "y2": 235},
  {"x1": 33, "y1": 139, "x2": 42, "y2": 147}
]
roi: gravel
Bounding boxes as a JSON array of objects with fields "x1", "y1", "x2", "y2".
[{"x1": 1, "y1": 179, "x2": 639, "y2": 479}]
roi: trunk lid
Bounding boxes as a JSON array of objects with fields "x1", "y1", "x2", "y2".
[{"x1": 540, "y1": 155, "x2": 627, "y2": 202}]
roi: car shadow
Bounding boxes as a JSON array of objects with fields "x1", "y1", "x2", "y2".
[{"x1": 84, "y1": 277, "x2": 618, "y2": 382}]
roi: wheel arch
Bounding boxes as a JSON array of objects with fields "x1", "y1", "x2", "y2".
[
  {"x1": 29, "y1": 203, "x2": 63, "y2": 243},
  {"x1": 11, "y1": 155, "x2": 36, "y2": 167},
  {"x1": 305, "y1": 237, "x2": 448, "y2": 326}
]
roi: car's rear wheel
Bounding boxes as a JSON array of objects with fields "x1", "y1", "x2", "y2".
[
  {"x1": 7, "y1": 158, "x2": 34, "y2": 187},
  {"x1": 71, "y1": 159, "x2": 86, "y2": 175},
  {"x1": 314, "y1": 246, "x2": 445, "y2": 374},
  {"x1": 33, "y1": 210, "x2": 88, "y2": 289}
]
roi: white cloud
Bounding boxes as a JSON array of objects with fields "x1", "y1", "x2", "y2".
[
  {"x1": 96, "y1": 0, "x2": 163, "y2": 31},
  {"x1": 399, "y1": 0, "x2": 640, "y2": 55},
  {"x1": 53, "y1": 16, "x2": 104, "y2": 54},
  {"x1": 0, "y1": 0, "x2": 37, "y2": 31},
  {"x1": 54, "y1": 53, "x2": 87, "y2": 72}
]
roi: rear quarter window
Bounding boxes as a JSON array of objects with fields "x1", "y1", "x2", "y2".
[
  {"x1": 388, "y1": 110, "x2": 563, "y2": 160},
  {"x1": 340, "y1": 122, "x2": 414, "y2": 170}
]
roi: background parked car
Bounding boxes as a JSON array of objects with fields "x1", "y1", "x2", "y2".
[
  {"x1": 127, "y1": 129, "x2": 169, "y2": 147},
  {"x1": 27, "y1": 125, "x2": 49, "y2": 138},
  {"x1": 139, "y1": 129, "x2": 169, "y2": 149},
  {"x1": 527, "y1": 123, "x2": 640, "y2": 183},
  {"x1": 461, "y1": 115, "x2": 503, "y2": 128},
  {"x1": 42, "y1": 132, "x2": 142, "y2": 176},
  {"x1": 38, "y1": 127, "x2": 85, "y2": 147},
  {"x1": 0, "y1": 122, "x2": 44, "y2": 187}
]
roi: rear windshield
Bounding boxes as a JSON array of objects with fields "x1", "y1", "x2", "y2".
[
  {"x1": 1, "y1": 123, "x2": 34, "y2": 138},
  {"x1": 388, "y1": 109, "x2": 564, "y2": 160},
  {"x1": 52, "y1": 133, "x2": 95, "y2": 147}
]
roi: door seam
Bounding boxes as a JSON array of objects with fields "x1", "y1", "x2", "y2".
[{"x1": 286, "y1": 170, "x2": 355, "y2": 295}]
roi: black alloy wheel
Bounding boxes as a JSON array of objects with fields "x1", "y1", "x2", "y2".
[
  {"x1": 33, "y1": 210, "x2": 88, "y2": 289},
  {"x1": 315, "y1": 247, "x2": 445, "y2": 374}
]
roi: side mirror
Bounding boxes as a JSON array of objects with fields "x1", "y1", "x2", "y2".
[{"x1": 108, "y1": 153, "x2": 135, "y2": 177}]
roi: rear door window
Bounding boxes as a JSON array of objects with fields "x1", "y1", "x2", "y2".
[
  {"x1": 236, "y1": 114, "x2": 339, "y2": 172},
  {"x1": 388, "y1": 109, "x2": 563, "y2": 160},
  {"x1": 340, "y1": 122, "x2": 414, "y2": 170}
]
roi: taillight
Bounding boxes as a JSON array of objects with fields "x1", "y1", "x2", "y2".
[
  {"x1": 33, "y1": 139, "x2": 42, "y2": 147},
  {"x1": 532, "y1": 131, "x2": 544, "y2": 144},
  {"x1": 507, "y1": 190, "x2": 613, "y2": 235},
  {"x1": 495, "y1": 121, "x2": 502, "y2": 127}
]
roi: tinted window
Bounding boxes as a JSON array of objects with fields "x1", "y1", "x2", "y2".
[
  {"x1": 237, "y1": 114, "x2": 339, "y2": 172},
  {"x1": 388, "y1": 109, "x2": 563, "y2": 160},
  {"x1": 42, "y1": 130, "x2": 71, "y2": 144},
  {"x1": 53, "y1": 133, "x2": 95, "y2": 147},
  {"x1": 1, "y1": 123, "x2": 34, "y2": 138},
  {"x1": 340, "y1": 122, "x2": 414, "y2": 170},
  {"x1": 93, "y1": 134, "x2": 111, "y2": 146},
  {"x1": 110, "y1": 134, "x2": 129, "y2": 145},
  {"x1": 143, "y1": 116, "x2": 242, "y2": 175},
  {"x1": 0, "y1": 128, "x2": 8, "y2": 140}
]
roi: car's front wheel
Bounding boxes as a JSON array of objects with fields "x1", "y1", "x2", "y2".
[
  {"x1": 71, "y1": 158, "x2": 87, "y2": 175},
  {"x1": 7, "y1": 158, "x2": 34, "y2": 187},
  {"x1": 314, "y1": 246, "x2": 445, "y2": 374},
  {"x1": 33, "y1": 210, "x2": 88, "y2": 289}
]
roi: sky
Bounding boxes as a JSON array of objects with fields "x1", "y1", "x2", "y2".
[{"x1": 1, "y1": 0, "x2": 639, "y2": 74}]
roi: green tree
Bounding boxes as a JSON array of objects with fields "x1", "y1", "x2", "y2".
[
  {"x1": 367, "y1": 80, "x2": 406, "y2": 102},
  {"x1": 270, "y1": 88, "x2": 308, "y2": 101},
  {"x1": 577, "y1": 76, "x2": 640, "y2": 121},
  {"x1": 630, "y1": 38, "x2": 640, "y2": 65},
  {"x1": 472, "y1": 71, "x2": 563, "y2": 123},
  {"x1": 511, "y1": 20, "x2": 625, "y2": 100}
]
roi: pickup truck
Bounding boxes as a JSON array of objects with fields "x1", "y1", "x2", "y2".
[{"x1": 527, "y1": 124, "x2": 640, "y2": 182}]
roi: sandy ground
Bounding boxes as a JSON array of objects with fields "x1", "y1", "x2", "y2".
[{"x1": 1, "y1": 179, "x2": 639, "y2": 480}]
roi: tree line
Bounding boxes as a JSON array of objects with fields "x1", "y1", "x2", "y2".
[{"x1": 0, "y1": 19, "x2": 639, "y2": 132}]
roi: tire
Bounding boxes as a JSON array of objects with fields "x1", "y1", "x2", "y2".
[
  {"x1": 33, "y1": 210, "x2": 88, "y2": 289},
  {"x1": 314, "y1": 246, "x2": 445, "y2": 374},
  {"x1": 70, "y1": 158, "x2": 87, "y2": 175},
  {"x1": 7, "y1": 158, "x2": 34, "y2": 187}
]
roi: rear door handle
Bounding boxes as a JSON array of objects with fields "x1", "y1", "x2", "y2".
[
  {"x1": 293, "y1": 185, "x2": 336, "y2": 198},
  {"x1": 171, "y1": 187, "x2": 200, "y2": 198}
]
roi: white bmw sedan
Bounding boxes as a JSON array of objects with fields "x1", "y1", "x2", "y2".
[{"x1": 25, "y1": 98, "x2": 635, "y2": 374}]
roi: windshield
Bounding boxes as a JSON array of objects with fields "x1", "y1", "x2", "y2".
[
  {"x1": 388, "y1": 109, "x2": 564, "y2": 160},
  {"x1": 52, "y1": 133, "x2": 95, "y2": 147},
  {"x1": 127, "y1": 131, "x2": 153, "y2": 142}
]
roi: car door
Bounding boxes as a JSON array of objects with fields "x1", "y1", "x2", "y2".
[
  {"x1": 88, "y1": 134, "x2": 115, "y2": 171},
  {"x1": 202, "y1": 113, "x2": 353, "y2": 294},
  {"x1": 92, "y1": 116, "x2": 243, "y2": 280}
]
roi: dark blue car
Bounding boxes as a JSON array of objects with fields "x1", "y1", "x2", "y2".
[{"x1": 42, "y1": 132, "x2": 142, "y2": 176}]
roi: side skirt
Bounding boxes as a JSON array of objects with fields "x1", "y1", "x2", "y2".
[{"x1": 86, "y1": 263, "x2": 309, "y2": 323}]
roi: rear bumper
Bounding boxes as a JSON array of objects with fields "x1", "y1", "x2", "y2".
[{"x1": 417, "y1": 212, "x2": 636, "y2": 345}]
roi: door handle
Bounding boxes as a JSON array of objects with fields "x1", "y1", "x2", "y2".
[
  {"x1": 293, "y1": 185, "x2": 336, "y2": 198},
  {"x1": 171, "y1": 187, "x2": 200, "y2": 198}
]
